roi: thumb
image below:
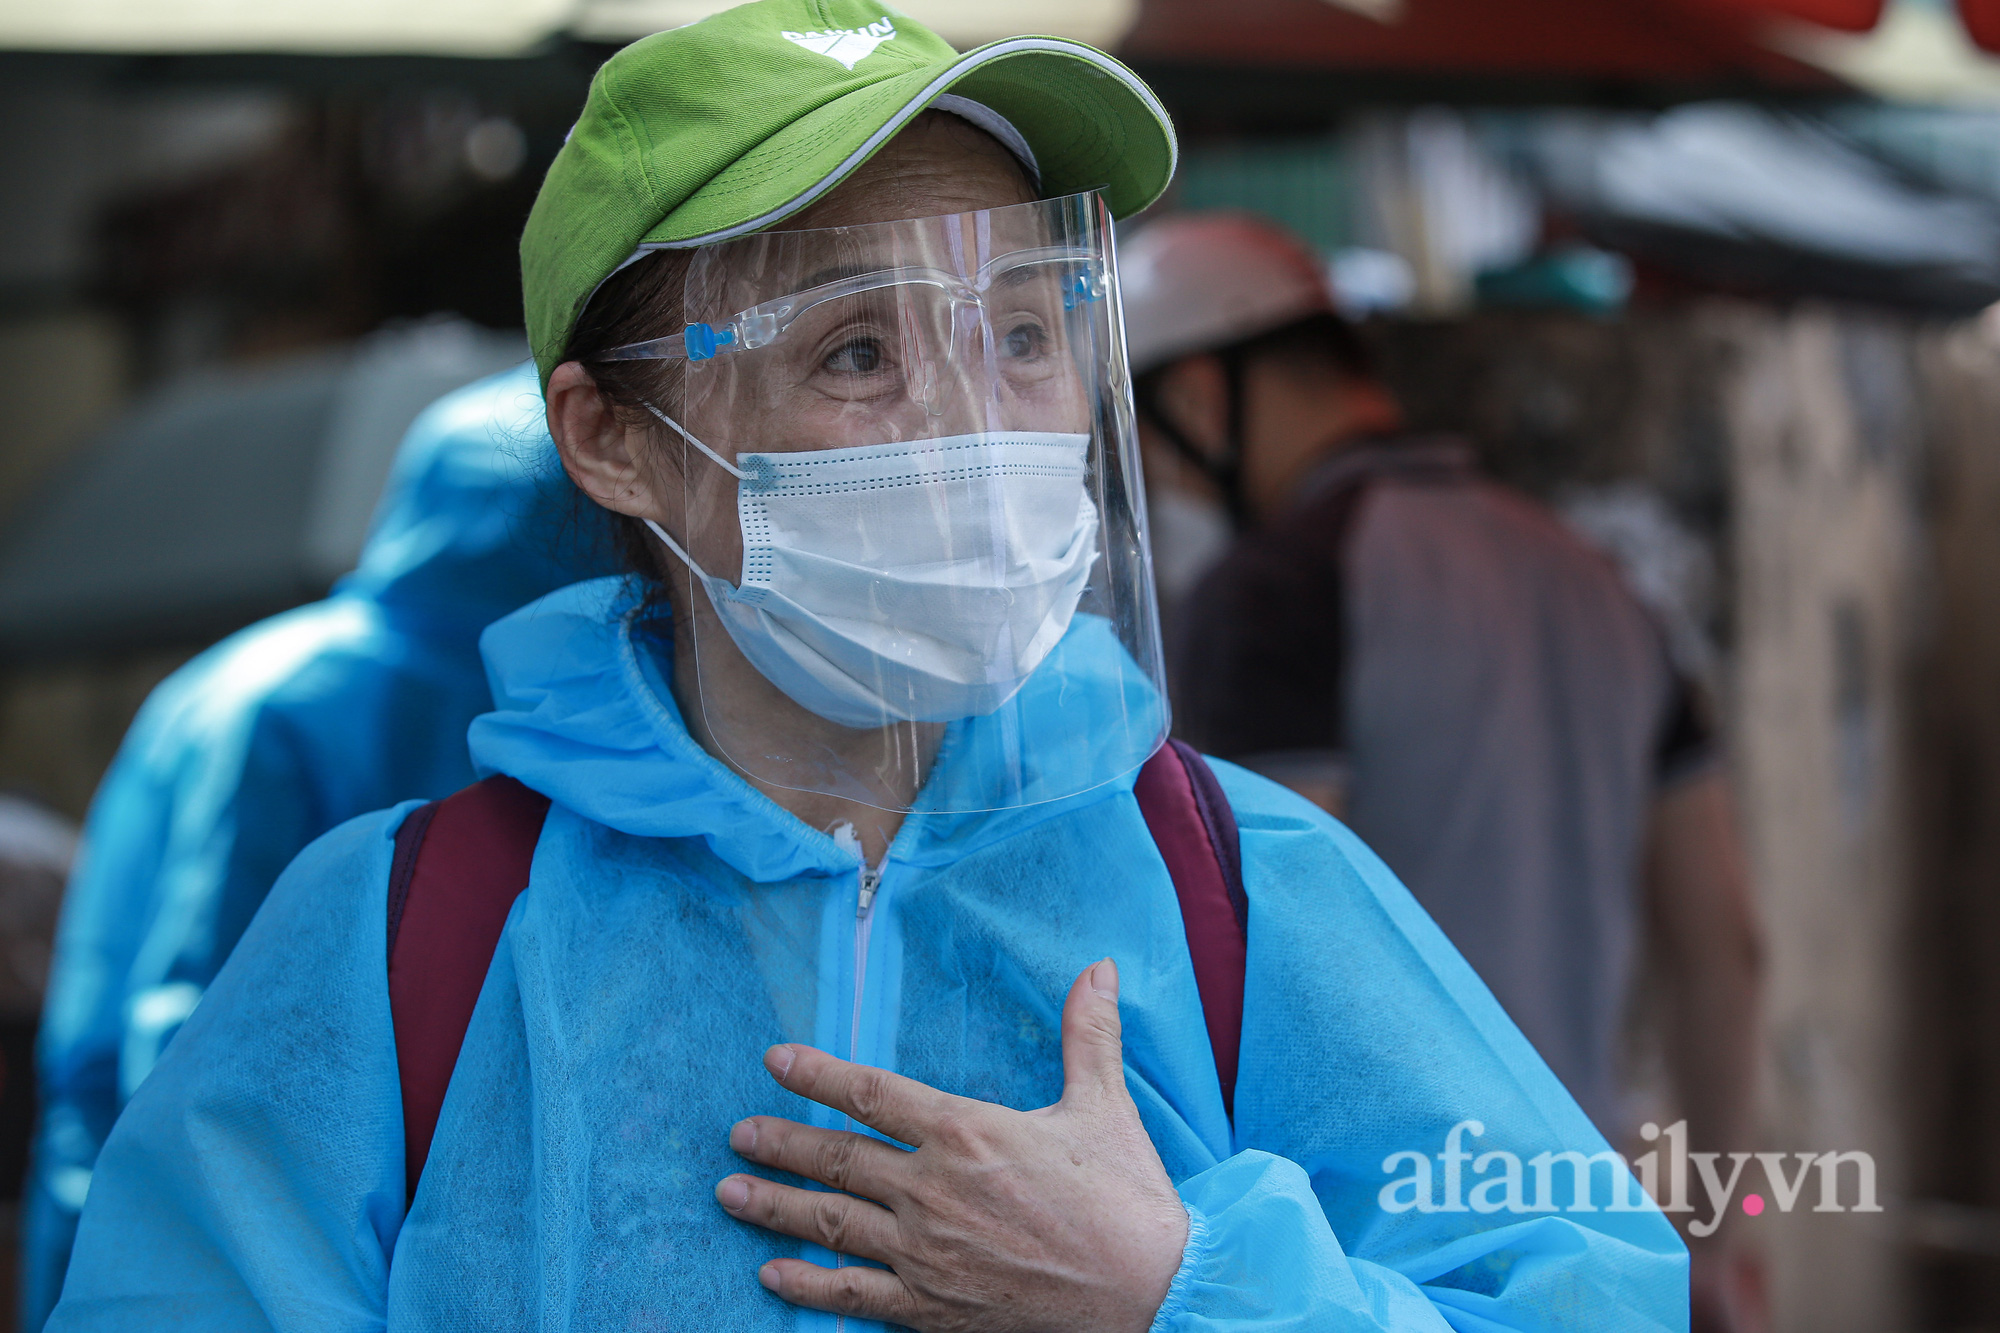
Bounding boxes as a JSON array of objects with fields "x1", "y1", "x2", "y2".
[{"x1": 1059, "y1": 958, "x2": 1127, "y2": 1106}]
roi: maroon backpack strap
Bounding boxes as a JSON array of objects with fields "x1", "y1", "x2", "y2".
[
  {"x1": 1134, "y1": 739, "x2": 1248, "y2": 1119},
  {"x1": 387, "y1": 775, "x2": 551, "y2": 1202}
]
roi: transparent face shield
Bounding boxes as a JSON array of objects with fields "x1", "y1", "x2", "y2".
[{"x1": 603, "y1": 191, "x2": 1165, "y2": 814}]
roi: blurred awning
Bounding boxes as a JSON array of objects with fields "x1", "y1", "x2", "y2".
[
  {"x1": 0, "y1": 0, "x2": 578, "y2": 57},
  {"x1": 0, "y1": 321, "x2": 523, "y2": 660},
  {"x1": 1779, "y1": 0, "x2": 2000, "y2": 102},
  {"x1": 6, "y1": 0, "x2": 1996, "y2": 72},
  {"x1": 1119, "y1": 0, "x2": 1869, "y2": 85},
  {"x1": 0, "y1": 0, "x2": 1138, "y2": 56},
  {"x1": 1510, "y1": 102, "x2": 2000, "y2": 310},
  {"x1": 1120, "y1": 0, "x2": 2000, "y2": 90},
  {"x1": 1968, "y1": 0, "x2": 2000, "y2": 49},
  {"x1": 573, "y1": 0, "x2": 1139, "y2": 50}
]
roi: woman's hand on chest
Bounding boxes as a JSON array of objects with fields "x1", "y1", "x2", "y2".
[{"x1": 714, "y1": 958, "x2": 1188, "y2": 1333}]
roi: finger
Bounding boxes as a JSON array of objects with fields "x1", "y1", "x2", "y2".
[
  {"x1": 715, "y1": 1174, "x2": 899, "y2": 1263},
  {"x1": 1060, "y1": 957, "x2": 1128, "y2": 1105},
  {"x1": 763, "y1": 1044, "x2": 955, "y2": 1146},
  {"x1": 730, "y1": 1116, "x2": 913, "y2": 1200},
  {"x1": 757, "y1": 1257, "x2": 917, "y2": 1324}
]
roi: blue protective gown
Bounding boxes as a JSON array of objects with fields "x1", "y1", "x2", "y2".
[
  {"x1": 26, "y1": 363, "x2": 616, "y2": 1328},
  {"x1": 49, "y1": 575, "x2": 1687, "y2": 1332}
]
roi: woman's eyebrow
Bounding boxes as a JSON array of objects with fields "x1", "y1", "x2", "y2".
[
  {"x1": 799, "y1": 261, "x2": 897, "y2": 289},
  {"x1": 732, "y1": 263, "x2": 885, "y2": 314},
  {"x1": 771, "y1": 257, "x2": 1058, "y2": 307},
  {"x1": 989, "y1": 265, "x2": 1046, "y2": 291},
  {"x1": 802, "y1": 263, "x2": 867, "y2": 287}
]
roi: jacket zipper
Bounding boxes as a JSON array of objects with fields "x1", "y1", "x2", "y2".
[
  {"x1": 839, "y1": 856, "x2": 886, "y2": 1333},
  {"x1": 851, "y1": 862, "x2": 882, "y2": 1060}
]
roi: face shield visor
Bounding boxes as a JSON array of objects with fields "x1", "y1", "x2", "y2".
[{"x1": 603, "y1": 191, "x2": 1165, "y2": 814}]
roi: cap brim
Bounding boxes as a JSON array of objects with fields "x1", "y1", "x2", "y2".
[{"x1": 638, "y1": 36, "x2": 1177, "y2": 249}]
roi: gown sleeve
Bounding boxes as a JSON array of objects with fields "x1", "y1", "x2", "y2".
[
  {"x1": 1147, "y1": 763, "x2": 1687, "y2": 1333},
  {"x1": 45, "y1": 806, "x2": 413, "y2": 1333}
]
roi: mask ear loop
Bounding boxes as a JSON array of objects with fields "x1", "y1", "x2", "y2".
[
  {"x1": 640, "y1": 401, "x2": 746, "y2": 583},
  {"x1": 642, "y1": 517, "x2": 710, "y2": 580}
]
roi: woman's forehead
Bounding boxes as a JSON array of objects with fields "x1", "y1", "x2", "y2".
[
  {"x1": 692, "y1": 209, "x2": 1066, "y2": 312},
  {"x1": 785, "y1": 113, "x2": 1038, "y2": 234}
]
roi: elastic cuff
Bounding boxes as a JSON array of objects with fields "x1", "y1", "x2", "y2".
[{"x1": 1146, "y1": 1201, "x2": 1208, "y2": 1333}]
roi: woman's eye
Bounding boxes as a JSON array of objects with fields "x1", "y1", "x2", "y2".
[
  {"x1": 822, "y1": 337, "x2": 886, "y2": 375},
  {"x1": 999, "y1": 322, "x2": 1048, "y2": 360}
]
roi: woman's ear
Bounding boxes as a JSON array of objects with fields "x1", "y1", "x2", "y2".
[{"x1": 547, "y1": 361, "x2": 663, "y2": 520}]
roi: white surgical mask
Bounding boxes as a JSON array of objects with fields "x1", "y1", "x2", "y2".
[{"x1": 642, "y1": 406, "x2": 1100, "y2": 729}]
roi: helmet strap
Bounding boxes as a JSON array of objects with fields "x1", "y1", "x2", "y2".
[{"x1": 1134, "y1": 355, "x2": 1248, "y2": 526}]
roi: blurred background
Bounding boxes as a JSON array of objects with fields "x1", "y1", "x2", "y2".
[{"x1": 0, "y1": 0, "x2": 1997, "y2": 1328}]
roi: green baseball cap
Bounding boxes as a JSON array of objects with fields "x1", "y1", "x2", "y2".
[{"x1": 520, "y1": 0, "x2": 1178, "y2": 385}]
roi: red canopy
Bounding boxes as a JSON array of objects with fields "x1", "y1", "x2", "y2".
[
  {"x1": 1695, "y1": 0, "x2": 1883, "y2": 29},
  {"x1": 1118, "y1": 0, "x2": 1902, "y2": 85},
  {"x1": 1961, "y1": 0, "x2": 2000, "y2": 52}
]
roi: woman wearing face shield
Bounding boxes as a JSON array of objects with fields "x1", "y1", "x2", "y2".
[{"x1": 45, "y1": 5, "x2": 1687, "y2": 1331}]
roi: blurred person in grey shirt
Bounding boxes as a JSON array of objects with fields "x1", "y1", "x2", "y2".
[{"x1": 1124, "y1": 213, "x2": 1764, "y2": 1333}]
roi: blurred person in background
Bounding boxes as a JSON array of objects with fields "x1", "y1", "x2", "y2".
[
  {"x1": 1127, "y1": 214, "x2": 1402, "y2": 626},
  {"x1": 23, "y1": 362, "x2": 614, "y2": 1329},
  {"x1": 1128, "y1": 211, "x2": 1764, "y2": 1331},
  {"x1": 0, "y1": 796, "x2": 77, "y2": 1027},
  {"x1": 0, "y1": 797, "x2": 77, "y2": 1314},
  {"x1": 0, "y1": 796, "x2": 78, "y2": 1191}
]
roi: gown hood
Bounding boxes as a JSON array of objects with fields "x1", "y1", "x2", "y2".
[{"x1": 339, "y1": 363, "x2": 619, "y2": 639}]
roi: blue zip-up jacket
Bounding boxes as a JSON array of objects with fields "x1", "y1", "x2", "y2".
[
  {"x1": 25, "y1": 363, "x2": 616, "y2": 1328},
  {"x1": 48, "y1": 575, "x2": 1687, "y2": 1332}
]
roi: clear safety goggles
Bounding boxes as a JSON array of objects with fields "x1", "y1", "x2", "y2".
[
  {"x1": 600, "y1": 246, "x2": 1108, "y2": 373},
  {"x1": 621, "y1": 192, "x2": 1166, "y2": 815}
]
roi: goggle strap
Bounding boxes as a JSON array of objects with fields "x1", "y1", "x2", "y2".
[
  {"x1": 644, "y1": 402, "x2": 749, "y2": 480},
  {"x1": 599, "y1": 331, "x2": 687, "y2": 361}
]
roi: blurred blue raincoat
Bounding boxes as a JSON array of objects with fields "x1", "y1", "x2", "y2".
[
  {"x1": 49, "y1": 575, "x2": 1687, "y2": 1332},
  {"x1": 26, "y1": 363, "x2": 615, "y2": 1328}
]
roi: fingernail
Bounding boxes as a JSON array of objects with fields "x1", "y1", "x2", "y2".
[
  {"x1": 716, "y1": 1177, "x2": 750, "y2": 1211},
  {"x1": 758, "y1": 1261, "x2": 782, "y2": 1293},
  {"x1": 764, "y1": 1045, "x2": 795, "y2": 1080},
  {"x1": 1091, "y1": 957, "x2": 1119, "y2": 1000},
  {"x1": 730, "y1": 1119, "x2": 758, "y2": 1154}
]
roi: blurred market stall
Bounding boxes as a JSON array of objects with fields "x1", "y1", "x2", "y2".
[
  {"x1": 0, "y1": 319, "x2": 521, "y2": 659},
  {"x1": 0, "y1": 0, "x2": 1140, "y2": 55},
  {"x1": 0, "y1": 2, "x2": 1996, "y2": 1331}
]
